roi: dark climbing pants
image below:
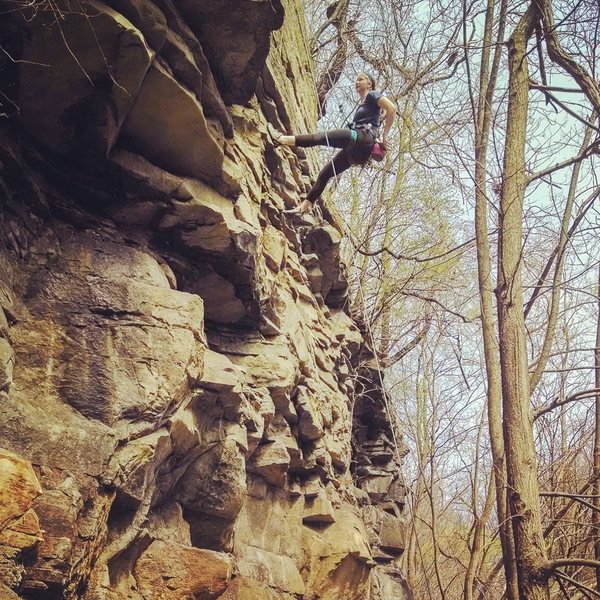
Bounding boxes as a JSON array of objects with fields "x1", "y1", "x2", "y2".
[{"x1": 294, "y1": 128, "x2": 376, "y2": 202}]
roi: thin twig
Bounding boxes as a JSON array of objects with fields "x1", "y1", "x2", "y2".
[{"x1": 554, "y1": 569, "x2": 600, "y2": 598}]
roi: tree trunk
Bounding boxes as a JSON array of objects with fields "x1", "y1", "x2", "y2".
[
  {"x1": 496, "y1": 6, "x2": 550, "y2": 599},
  {"x1": 471, "y1": 0, "x2": 518, "y2": 596},
  {"x1": 463, "y1": 456, "x2": 496, "y2": 600},
  {"x1": 593, "y1": 261, "x2": 600, "y2": 589}
]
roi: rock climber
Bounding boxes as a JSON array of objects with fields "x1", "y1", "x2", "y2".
[{"x1": 270, "y1": 72, "x2": 397, "y2": 214}]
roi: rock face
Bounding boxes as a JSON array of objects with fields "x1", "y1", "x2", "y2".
[{"x1": 0, "y1": 0, "x2": 410, "y2": 598}]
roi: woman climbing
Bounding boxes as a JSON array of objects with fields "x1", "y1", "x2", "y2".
[{"x1": 270, "y1": 72, "x2": 397, "y2": 214}]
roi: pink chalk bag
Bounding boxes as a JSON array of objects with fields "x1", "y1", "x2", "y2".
[{"x1": 371, "y1": 142, "x2": 387, "y2": 162}]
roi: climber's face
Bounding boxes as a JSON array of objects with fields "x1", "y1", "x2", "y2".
[{"x1": 355, "y1": 73, "x2": 373, "y2": 94}]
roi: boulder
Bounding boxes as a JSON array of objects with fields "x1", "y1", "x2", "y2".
[
  {"x1": 362, "y1": 472, "x2": 395, "y2": 503},
  {"x1": 108, "y1": 429, "x2": 172, "y2": 505},
  {"x1": 199, "y1": 350, "x2": 243, "y2": 393},
  {"x1": 301, "y1": 224, "x2": 347, "y2": 305},
  {"x1": 0, "y1": 451, "x2": 42, "y2": 591},
  {"x1": 106, "y1": 0, "x2": 168, "y2": 51},
  {"x1": 0, "y1": 338, "x2": 14, "y2": 391},
  {"x1": 153, "y1": 0, "x2": 234, "y2": 135},
  {"x1": 240, "y1": 388, "x2": 275, "y2": 456},
  {"x1": 176, "y1": 438, "x2": 246, "y2": 522},
  {"x1": 173, "y1": 0, "x2": 284, "y2": 104},
  {"x1": 11, "y1": 247, "x2": 205, "y2": 428},
  {"x1": 370, "y1": 565, "x2": 414, "y2": 600},
  {"x1": 224, "y1": 339, "x2": 298, "y2": 404},
  {"x1": 265, "y1": 413, "x2": 302, "y2": 469},
  {"x1": 236, "y1": 545, "x2": 305, "y2": 596},
  {"x1": 122, "y1": 60, "x2": 223, "y2": 182},
  {"x1": 261, "y1": 224, "x2": 287, "y2": 272},
  {"x1": 186, "y1": 267, "x2": 248, "y2": 324},
  {"x1": 302, "y1": 507, "x2": 374, "y2": 600},
  {"x1": 18, "y1": 0, "x2": 153, "y2": 157},
  {"x1": 233, "y1": 477, "x2": 304, "y2": 561},
  {"x1": 295, "y1": 385, "x2": 325, "y2": 442},
  {"x1": 134, "y1": 540, "x2": 232, "y2": 599},
  {"x1": 218, "y1": 576, "x2": 297, "y2": 599},
  {"x1": 362, "y1": 505, "x2": 407, "y2": 556},
  {"x1": 246, "y1": 441, "x2": 290, "y2": 488},
  {"x1": 302, "y1": 487, "x2": 335, "y2": 525},
  {"x1": 157, "y1": 182, "x2": 257, "y2": 261}
]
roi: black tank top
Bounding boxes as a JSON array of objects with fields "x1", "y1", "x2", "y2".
[{"x1": 352, "y1": 91, "x2": 383, "y2": 128}]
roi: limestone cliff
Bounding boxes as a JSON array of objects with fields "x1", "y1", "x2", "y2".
[{"x1": 0, "y1": 1, "x2": 411, "y2": 598}]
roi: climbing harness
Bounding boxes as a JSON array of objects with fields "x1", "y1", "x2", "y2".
[{"x1": 324, "y1": 98, "x2": 384, "y2": 166}]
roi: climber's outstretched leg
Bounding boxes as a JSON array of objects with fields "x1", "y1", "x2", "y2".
[
  {"x1": 306, "y1": 149, "x2": 352, "y2": 201},
  {"x1": 293, "y1": 130, "x2": 356, "y2": 149},
  {"x1": 270, "y1": 125, "x2": 366, "y2": 214},
  {"x1": 269, "y1": 124, "x2": 357, "y2": 150},
  {"x1": 284, "y1": 149, "x2": 352, "y2": 214}
]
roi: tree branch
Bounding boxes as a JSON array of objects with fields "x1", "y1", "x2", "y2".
[
  {"x1": 540, "y1": 491, "x2": 600, "y2": 513},
  {"x1": 382, "y1": 312, "x2": 433, "y2": 367},
  {"x1": 311, "y1": 0, "x2": 349, "y2": 49},
  {"x1": 534, "y1": 388, "x2": 600, "y2": 420},
  {"x1": 524, "y1": 187, "x2": 600, "y2": 317},
  {"x1": 536, "y1": 0, "x2": 600, "y2": 112},
  {"x1": 528, "y1": 116, "x2": 596, "y2": 393},
  {"x1": 313, "y1": 0, "x2": 351, "y2": 117},
  {"x1": 553, "y1": 570, "x2": 600, "y2": 599},
  {"x1": 553, "y1": 558, "x2": 600, "y2": 570},
  {"x1": 529, "y1": 82, "x2": 586, "y2": 94},
  {"x1": 527, "y1": 137, "x2": 599, "y2": 184},
  {"x1": 352, "y1": 234, "x2": 478, "y2": 263}
]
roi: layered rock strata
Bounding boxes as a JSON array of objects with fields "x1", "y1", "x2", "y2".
[{"x1": 0, "y1": 0, "x2": 411, "y2": 598}]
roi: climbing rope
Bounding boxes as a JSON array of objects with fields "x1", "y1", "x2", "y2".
[
  {"x1": 356, "y1": 279, "x2": 409, "y2": 491},
  {"x1": 316, "y1": 73, "x2": 408, "y2": 491}
]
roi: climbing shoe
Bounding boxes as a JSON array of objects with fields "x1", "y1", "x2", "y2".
[
  {"x1": 267, "y1": 123, "x2": 284, "y2": 146},
  {"x1": 283, "y1": 199, "x2": 312, "y2": 215}
]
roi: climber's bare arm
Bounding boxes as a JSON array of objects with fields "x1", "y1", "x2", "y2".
[{"x1": 378, "y1": 96, "x2": 397, "y2": 150}]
